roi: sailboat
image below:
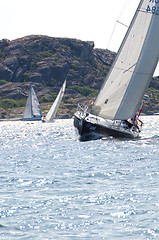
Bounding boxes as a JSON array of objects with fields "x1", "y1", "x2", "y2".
[
  {"x1": 43, "y1": 79, "x2": 66, "y2": 123},
  {"x1": 22, "y1": 84, "x2": 42, "y2": 121},
  {"x1": 74, "y1": 0, "x2": 159, "y2": 140}
]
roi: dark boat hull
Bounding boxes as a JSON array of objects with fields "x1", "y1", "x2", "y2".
[{"x1": 74, "y1": 113, "x2": 138, "y2": 141}]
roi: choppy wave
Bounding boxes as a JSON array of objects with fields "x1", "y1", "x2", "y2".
[{"x1": 0, "y1": 116, "x2": 159, "y2": 239}]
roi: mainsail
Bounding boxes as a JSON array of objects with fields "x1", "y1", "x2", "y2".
[
  {"x1": 92, "y1": 0, "x2": 159, "y2": 120},
  {"x1": 45, "y1": 80, "x2": 66, "y2": 122},
  {"x1": 23, "y1": 85, "x2": 42, "y2": 121}
]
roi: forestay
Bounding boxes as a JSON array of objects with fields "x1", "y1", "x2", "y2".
[
  {"x1": 92, "y1": 0, "x2": 159, "y2": 120},
  {"x1": 45, "y1": 80, "x2": 66, "y2": 122}
]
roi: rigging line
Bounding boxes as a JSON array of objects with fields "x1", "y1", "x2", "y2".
[
  {"x1": 106, "y1": 21, "x2": 118, "y2": 50},
  {"x1": 123, "y1": 63, "x2": 137, "y2": 73},
  {"x1": 114, "y1": 64, "x2": 153, "y2": 76},
  {"x1": 116, "y1": 20, "x2": 128, "y2": 28},
  {"x1": 106, "y1": 0, "x2": 133, "y2": 51},
  {"x1": 117, "y1": 0, "x2": 130, "y2": 21}
]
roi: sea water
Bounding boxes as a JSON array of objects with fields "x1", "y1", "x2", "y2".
[{"x1": 0, "y1": 116, "x2": 159, "y2": 240}]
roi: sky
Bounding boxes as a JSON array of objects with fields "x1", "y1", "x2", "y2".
[{"x1": 1, "y1": 0, "x2": 159, "y2": 75}]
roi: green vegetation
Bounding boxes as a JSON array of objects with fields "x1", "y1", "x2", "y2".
[
  {"x1": 0, "y1": 80, "x2": 9, "y2": 85},
  {"x1": 0, "y1": 98, "x2": 26, "y2": 109},
  {"x1": 41, "y1": 91, "x2": 57, "y2": 103},
  {"x1": 143, "y1": 78, "x2": 159, "y2": 114},
  {"x1": 41, "y1": 96, "x2": 52, "y2": 103},
  {"x1": 69, "y1": 85, "x2": 98, "y2": 97},
  {"x1": 44, "y1": 78, "x2": 59, "y2": 87},
  {"x1": 63, "y1": 98, "x2": 73, "y2": 104},
  {"x1": 17, "y1": 98, "x2": 27, "y2": 107},
  {"x1": 23, "y1": 72, "x2": 31, "y2": 82},
  {"x1": 0, "y1": 39, "x2": 9, "y2": 60},
  {"x1": 0, "y1": 99, "x2": 19, "y2": 109},
  {"x1": 1, "y1": 35, "x2": 159, "y2": 118},
  {"x1": 30, "y1": 51, "x2": 54, "y2": 70},
  {"x1": 103, "y1": 65, "x2": 110, "y2": 75}
]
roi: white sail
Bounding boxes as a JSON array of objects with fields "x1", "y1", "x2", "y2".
[
  {"x1": 23, "y1": 89, "x2": 32, "y2": 119},
  {"x1": 45, "y1": 80, "x2": 66, "y2": 122},
  {"x1": 92, "y1": 0, "x2": 159, "y2": 120},
  {"x1": 23, "y1": 85, "x2": 42, "y2": 121}
]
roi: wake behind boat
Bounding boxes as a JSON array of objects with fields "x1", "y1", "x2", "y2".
[
  {"x1": 22, "y1": 84, "x2": 42, "y2": 121},
  {"x1": 74, "y1": 0, "x2": 159, "y2": 140}
]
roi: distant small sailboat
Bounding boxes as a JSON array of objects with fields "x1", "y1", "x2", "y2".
[
  {"x1": 74, "y1": 0, "x2": 159, "y2": 140},
  {"x1": 22, "y1": 84, "x2": 42, "y2": 121},
  {"x1": 43, "y1": 79, "x2": 66, "y2": 123}
]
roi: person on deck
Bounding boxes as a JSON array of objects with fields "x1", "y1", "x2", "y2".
[{"x1": 132, "y1": 115, "x2": 143, "y2": 132}]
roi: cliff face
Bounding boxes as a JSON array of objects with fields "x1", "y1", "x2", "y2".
[
  {"x1": 0, "y1": 35, "x2": 115, "y2": 84},
  {"x1": 0, "y1": 35, "x2": 116, "y2": 119},
  {"x1": 0, "y1": 35, "x2": 158, "y2": 119}
]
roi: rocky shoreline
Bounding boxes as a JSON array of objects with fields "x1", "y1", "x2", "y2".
[{"x1": 0, "y1": 35, "x2": 159, "y2": 120}]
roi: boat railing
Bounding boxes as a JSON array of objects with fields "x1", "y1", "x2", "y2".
[
  {"x1": 112, "y1": 120, "x2": 122, "y2": 128},
  {"x1": 77, "y1": 103, "x2": 88, "y2": 115},
  {"x1": 87, "y1": 115, "x2": 99, "y2": 123}
]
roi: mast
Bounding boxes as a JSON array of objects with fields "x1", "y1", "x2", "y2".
[{"x1": 92, "y1": 0, "x2": 159, "y2": 120}]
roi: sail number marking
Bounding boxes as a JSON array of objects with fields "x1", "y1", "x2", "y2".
[
  {"x1": 146, "y1": 5, "x2": 159, "y2": 14},
  {"x1": 149, "y1": 0, "x2": 159, "y2": 3}
]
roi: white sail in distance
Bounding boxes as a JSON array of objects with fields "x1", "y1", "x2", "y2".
[
  {"x1": 23, "y1": 85, "x2": 42, "y2": 120},
  {"x1": 45, "y1": 80, "x2": 66, "y2": 122},
  {"x1": 92, "y1": 0, "x2": 159, "y2": 120}
]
